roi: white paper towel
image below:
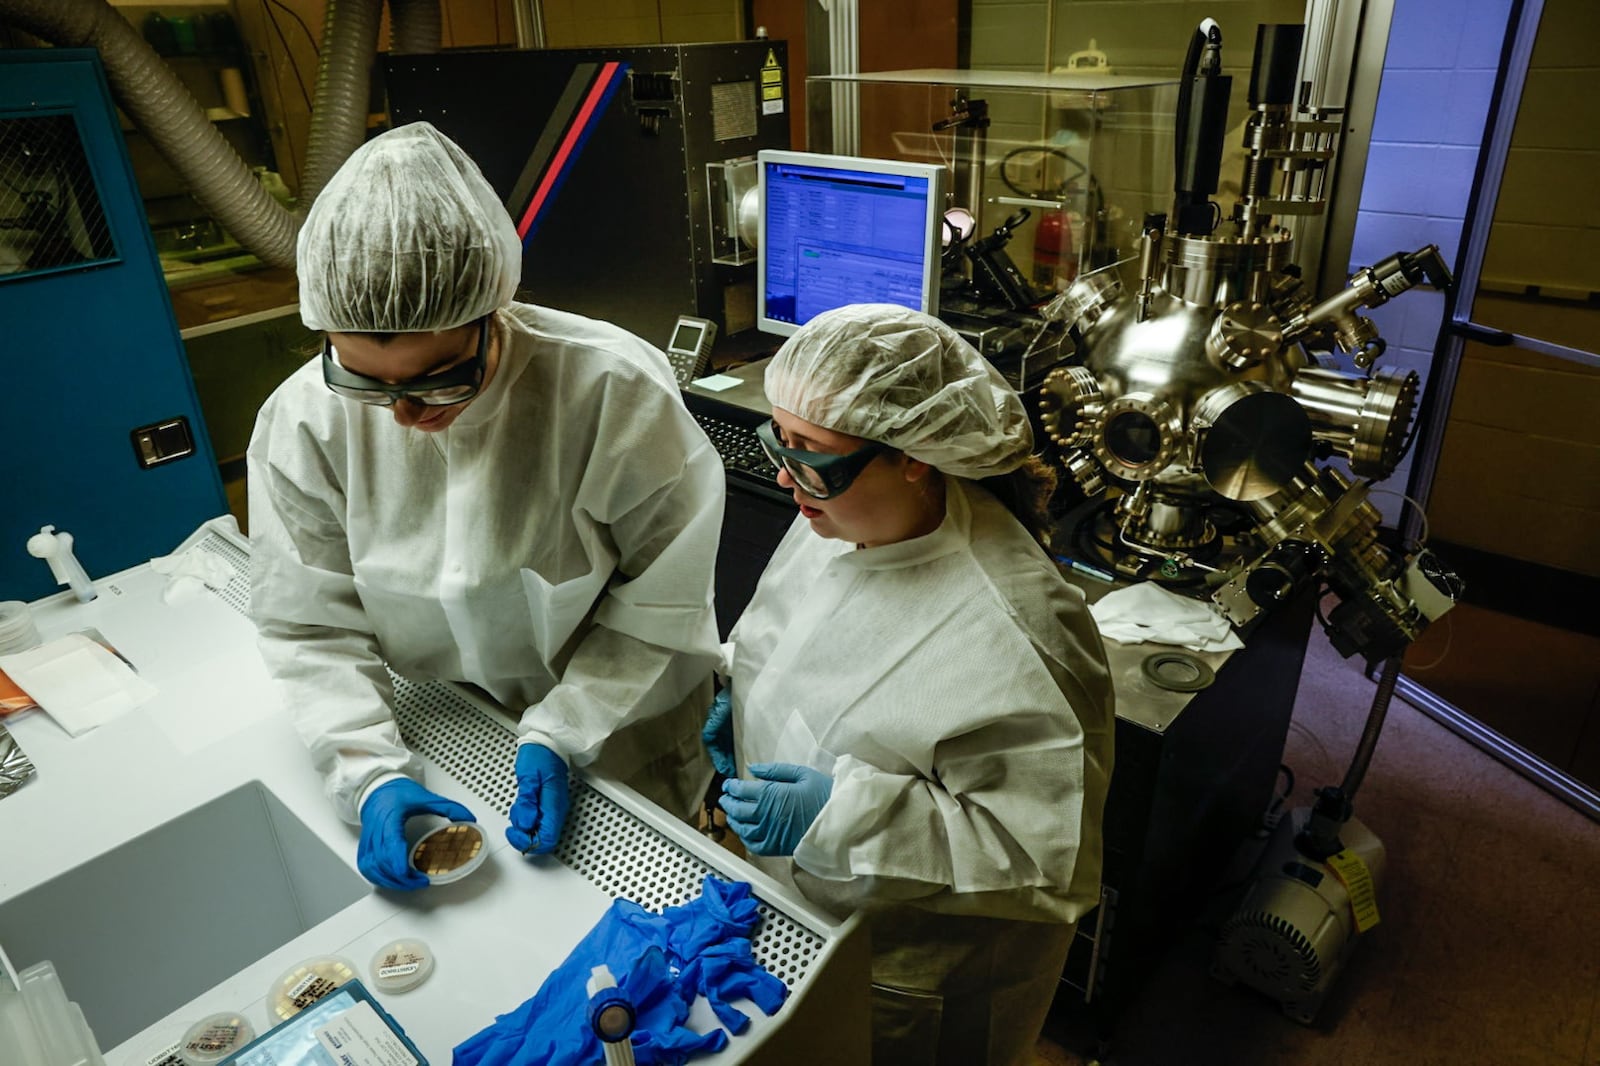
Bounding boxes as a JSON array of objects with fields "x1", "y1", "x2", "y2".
[
  {"x1": 0, "y1": 632, "x2": 157, "y2": 736},
  {"x1": 1089, "y1": 581, "x2": 1244, "y2": 652},
  {"x1": 150, "y1": 540, "x2": 237, "y2": 605}
]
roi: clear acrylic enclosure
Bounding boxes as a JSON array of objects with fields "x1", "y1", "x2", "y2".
[{"x1": 807, "y1": 69, "x2": 1178, "y2": 297}]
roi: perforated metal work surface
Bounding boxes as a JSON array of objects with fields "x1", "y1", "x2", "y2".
[
  {"x1": 195, "y1": 533, "x2": 251, "y2": 616},
  {"x1": 199, "y1": 531, "x2": 825, "y2": 987}
]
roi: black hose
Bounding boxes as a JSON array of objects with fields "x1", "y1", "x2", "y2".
[
  {"x1": 1341, "y1": 654, "x2": 1402, "y2": 799},
  {"x1": 1173, "y1": 23, "x2": 1207, "y2": 192}
]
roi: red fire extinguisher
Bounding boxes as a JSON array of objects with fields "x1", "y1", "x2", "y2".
[{"x1": 1032, "y1": 208, "x2": 1077, "y2": 290}]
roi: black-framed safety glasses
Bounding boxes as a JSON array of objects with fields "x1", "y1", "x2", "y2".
[
  {"x1": 321, "y1": 317, "x2": 489, "y2": 407},
  {"x1": 755, "y1": 419, "x2": 888, "y2": 499}
]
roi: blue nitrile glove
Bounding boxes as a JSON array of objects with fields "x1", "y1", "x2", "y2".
[
  {"x1": 701, "y1": 688, "x2": 735, "y2": 777},
  {"x1": 357, "y1": 778, "x2": 475, "y2": 891},
  {"x1": 507, "y1": 742, "x2": 571, "y2": 855},
  {"x1": 718, "y1": 763, "x2": 832, "y2": 857},
  {"x1": 682, "y1": 940, "x2": 790, "y2": 1034},
  {"x1": 452, "y1": 876, "x2": 787, "y2": 1066}
]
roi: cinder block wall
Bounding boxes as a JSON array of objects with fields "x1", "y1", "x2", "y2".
[
  {"x1": 1349, "y1": 0, "x2": 1510, "y2": 528},
  {"x1": 1364, "y1": 0, "x2": 1599, "y2": 572}
]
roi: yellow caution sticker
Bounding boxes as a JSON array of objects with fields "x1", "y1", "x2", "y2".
[
  {"x1": 760, "y1": 48, "x2": 785, "y2": 114},
  {"x1": 1326, "y1": 849, "x2": 1380, "y2": 933}
]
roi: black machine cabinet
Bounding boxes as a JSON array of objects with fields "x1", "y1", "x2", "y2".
[
  {"x1": 384, "y1": 42, "x2": 791, "y2": 348},
  {"x1": 1058, "y1": 581, "x2": 1314, "y2": 1039}
]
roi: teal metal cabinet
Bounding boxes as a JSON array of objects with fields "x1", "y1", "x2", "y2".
[{"x1": 0, "y1": 49, "x2": 226, "y2": 600}]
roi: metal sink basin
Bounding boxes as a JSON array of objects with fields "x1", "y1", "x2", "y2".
[{"x1": 0, "y1": 782, "x2": 366, "y2": 1049}]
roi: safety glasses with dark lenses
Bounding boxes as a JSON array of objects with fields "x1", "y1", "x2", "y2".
[
  {"x1": 755, "y1": 419, "x2": 888, "y2": 499},
  {"x1": 322, "y1": 318, "x2": 488, "y2": 407}
]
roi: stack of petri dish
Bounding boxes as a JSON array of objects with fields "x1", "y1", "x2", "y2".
[{"x1": 0, "y1": 601, "x2": 41, "y2": 654}]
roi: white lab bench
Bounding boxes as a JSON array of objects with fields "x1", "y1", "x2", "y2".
[{"x1": 0, "y1": 522, "x2": 868, "y2": 1065}]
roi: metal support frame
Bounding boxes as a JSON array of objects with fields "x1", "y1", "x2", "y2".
[
  {"x1": 1396, "y1": 676, "x2": 1600, "y2": 821},
  {"x1": 1392, "y1": 0, "x2": 1600, "y2": 824},
  {"x1": 1304, "y1": 0, "x2": 1390, "y2": 299},
  {"x1": 510, "y1": 0, "x2": 546, "y2": 49},
  {"x1": 1407, "y1": 0, "x2": 1539, "y2": 519},
  {"x1": 813, "y1": 0, "x2": 860, "y2": 154}
]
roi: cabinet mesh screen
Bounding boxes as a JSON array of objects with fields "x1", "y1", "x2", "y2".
[
  {"x1": 0, "y1": 113, "x2": 115, "y2": 277},
  {"x1": 710, "y1": 81, "x2": 757, "y2": 141}
]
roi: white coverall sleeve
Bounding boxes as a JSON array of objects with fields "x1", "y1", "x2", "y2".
[
  {"x1": 248, "y1": 438, "x2": 424, "y2": 825},
  {"x1": 516, "y1": 428, "x2": 725, "y2": 763},
  {"x1": 793, "y1": 695, "x2": 1086, "y2": 909}
]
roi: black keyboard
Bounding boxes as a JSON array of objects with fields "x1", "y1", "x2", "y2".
[{"x1": 693, "y1": 411, "x2": 779, "y2": 486}]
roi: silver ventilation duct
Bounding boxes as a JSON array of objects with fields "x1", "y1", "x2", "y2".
[{"x1": 0, "y1": 0, "x2": 441, "y2": 268}]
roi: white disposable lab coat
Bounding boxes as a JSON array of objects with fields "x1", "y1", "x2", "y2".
[
  {"x1": 248, "y1": 303, "x2": 724, "y2": 823},
  {"x1": 727, "y1": 478, "x2": 1114, "y2": 1064}
]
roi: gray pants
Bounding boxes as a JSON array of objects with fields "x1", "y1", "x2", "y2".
[{"x1": 867, "y1": 908, "x2": 1076, "y2": 1066}]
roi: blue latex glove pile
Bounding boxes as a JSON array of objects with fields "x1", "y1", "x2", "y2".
[
  {"x1": 454, "y1": 876, "x2": 788, "y2": 1066},
  {"x1": 719, "y1": 764, "x2": 832, "y2": 857},
  {"x1": 357, "y1": 778, "x2": 476, "y2": 891}
]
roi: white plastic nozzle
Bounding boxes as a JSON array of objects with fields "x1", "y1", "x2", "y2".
[
  {"x1": 26, "y1": 525, "x2": 97, "y2": 603},
  {"x1": 586, "y1": 964, "x2": 618, "y2": 998}
]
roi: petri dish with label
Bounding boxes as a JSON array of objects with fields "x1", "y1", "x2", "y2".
[
  {"x1": 177, "y1": 1012, "x2": 254, "y2": 1066},
  {"x1": 268, "y1": 954, "x2": 357, "y2": 1021},
  {"x1": 369, "y1": 937, "x2": 436, "y2": 994}
]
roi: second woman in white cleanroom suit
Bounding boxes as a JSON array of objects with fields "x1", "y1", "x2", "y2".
[{"x1": 706, "y1": 304, "x2": 1115, "y2": 1065}]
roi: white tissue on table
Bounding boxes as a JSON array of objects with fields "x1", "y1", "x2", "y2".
[
  {"x1": 150, "y1": 540, "x2": 237, "y2": 605},
  {"x1": 0, "y1": 633, "x2": 157, "y2": 736},
  {"x1": 1089, "y1": 581, "x2": 1244, "y2": 653}
]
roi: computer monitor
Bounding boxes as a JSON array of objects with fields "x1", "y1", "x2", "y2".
[{"x1": 757, "y1": 150, "x2": 946, "y2": 337}]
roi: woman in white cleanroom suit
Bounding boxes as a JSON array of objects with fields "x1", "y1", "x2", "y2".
[
  {"x1": 248, "y1": 122, "x2": 723, "y2": 891},
  {"x1": 706, "y1": 304, "x2": 1115, "y2": 1065}
]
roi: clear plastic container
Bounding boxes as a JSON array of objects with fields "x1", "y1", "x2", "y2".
[
  {"x1": 0, "y1": 601, "x2": 41, "y2": 654},
  {"x1": 0, "y1": 960, "x2": 107, "y2": 1066}
]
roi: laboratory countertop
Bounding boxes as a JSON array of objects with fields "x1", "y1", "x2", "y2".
[{"x1": 0, "y1": 523, "x2": 865, "y2": 1065}]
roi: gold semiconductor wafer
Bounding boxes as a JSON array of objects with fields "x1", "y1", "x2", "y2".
[{"x1": 410, "y1": 822, "x2": 484, "y2": 876}]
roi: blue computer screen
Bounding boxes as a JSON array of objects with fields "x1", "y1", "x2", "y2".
[{"x1": 759, "y1": 153, "x2": 942, "y2": 333}]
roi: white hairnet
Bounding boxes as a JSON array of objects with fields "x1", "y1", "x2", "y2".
[
  {"x1": 297, "y1": 122, "x2": 522, "y2": 333},
  {"x1": 764, "y1": 304, "x2": 1034, "y2": 479}
]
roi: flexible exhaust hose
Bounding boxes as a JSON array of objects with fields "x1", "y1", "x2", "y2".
[
  {"x1": 298, "y1": 0, "x2": 383, "y2": 207},
  {"x1": 0, "y1": 0, "x2": 441, "y2": 269},
  {"x1": 389, "y1": 0, "x2": 443, "y2": 56}
]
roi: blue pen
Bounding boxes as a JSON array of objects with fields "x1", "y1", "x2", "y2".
[{"x1": 1055, "y1": 555, "x2": 1116, "y2": 584}]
